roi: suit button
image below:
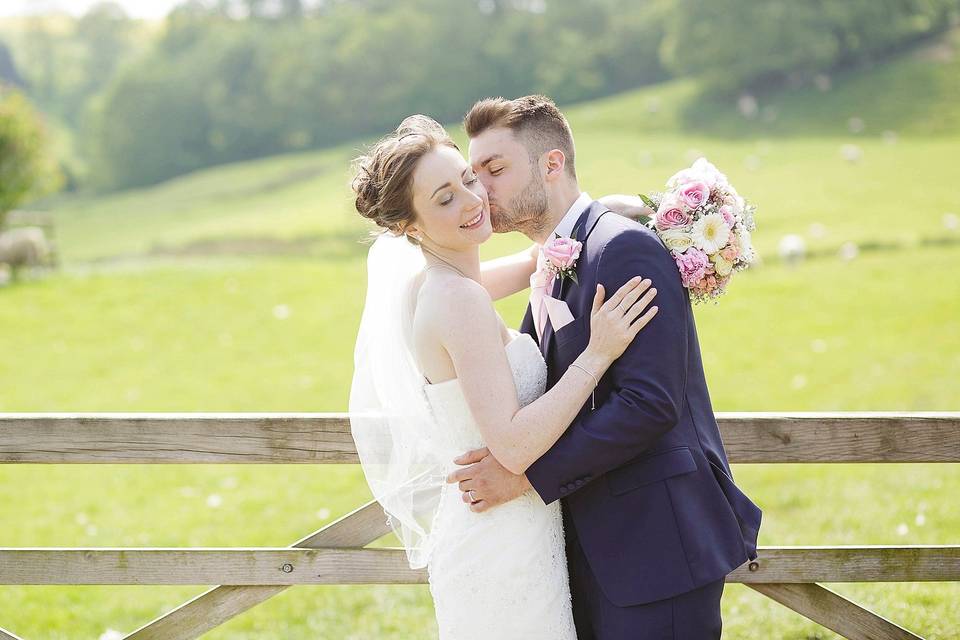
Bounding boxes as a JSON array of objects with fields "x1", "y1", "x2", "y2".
[
  {"x1": 559, "y1": 486, "x2": 569, "y2": 495},
  {"x1": 575, "y1": 479, "x2": 585, "y2": 487}
]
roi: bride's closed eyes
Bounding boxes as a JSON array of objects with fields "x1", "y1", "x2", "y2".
[{"x1": 438, "y1": 171, "x2": 480, "y2": 206}]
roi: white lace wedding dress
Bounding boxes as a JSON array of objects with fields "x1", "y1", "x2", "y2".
[{"x1": 422, "y1": 329, "x2": 577, "y2": 640}]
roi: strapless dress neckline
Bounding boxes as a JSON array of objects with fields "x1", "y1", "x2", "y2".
[{"x1": 423, "y1": 330, "x2": 534, "y2": 388}]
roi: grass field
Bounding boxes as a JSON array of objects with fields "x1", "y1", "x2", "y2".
[{"x1": 0, "y1": 30, "x2": 958, "y2": 639}]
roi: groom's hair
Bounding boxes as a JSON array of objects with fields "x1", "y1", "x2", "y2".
[{"x1": 464, "y1": 95, "x2": 577, "y2": 179}]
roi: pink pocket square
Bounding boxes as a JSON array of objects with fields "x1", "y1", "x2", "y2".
[{"x1": 543, "y1": 295, "x2": 575, "y2": 331}]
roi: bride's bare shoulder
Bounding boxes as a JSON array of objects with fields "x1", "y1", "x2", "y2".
[{"x1": 415, "y1": 271, "x2": 499, "y2": 338}]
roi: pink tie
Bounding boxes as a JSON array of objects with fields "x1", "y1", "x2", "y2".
[{"x1": 529, "y1": 248, "x2": 555, "y2": 341}]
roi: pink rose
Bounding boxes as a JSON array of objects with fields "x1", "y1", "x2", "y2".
[
  {"x1": 720, "y1": 245, "x2": 739, "y2": 262},
  {"x1": 675, "y1": 248, "x2": 709, "y2": 288},
  {"x1": 719, "y1": 205, "x2": 736, "y2": 227},
  {"x1": 542, "y1": 236, "x2": 582, "y2": 270},
  {"x1": 655, "y1": 196, "x2": 692, "y2": 230},
  {"x1": 678, "y1": 181, "x2": 710, "y2": 209}
]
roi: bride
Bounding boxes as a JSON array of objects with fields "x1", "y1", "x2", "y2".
[{"x1": 348, "y1": 115, "x2": 658, "y2": 639}]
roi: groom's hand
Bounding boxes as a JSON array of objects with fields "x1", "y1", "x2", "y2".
[{"x1": 447, "y1": 447, "x2": 532, "y2": 513}]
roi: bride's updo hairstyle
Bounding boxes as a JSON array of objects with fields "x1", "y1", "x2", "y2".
[{"x1": 351, "y1": 115, "x2": 459, "y2": 242}]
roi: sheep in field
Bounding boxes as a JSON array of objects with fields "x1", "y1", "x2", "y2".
[{"x1": 0, "y1": 226, "x2": 53, "y2": 282}]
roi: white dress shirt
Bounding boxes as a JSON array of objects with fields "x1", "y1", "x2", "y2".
[{"x1": 546, "y1": 191, "x2": 593, "y2": 243}]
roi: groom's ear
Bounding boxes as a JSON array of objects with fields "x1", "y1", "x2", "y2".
[{"x1": 543, "y1": 149, "x2": 566, "y2": 182}]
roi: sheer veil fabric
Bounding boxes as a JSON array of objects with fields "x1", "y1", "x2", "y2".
[{"x1": 348, "y1": 232, "x2": 447, "y2": 569}]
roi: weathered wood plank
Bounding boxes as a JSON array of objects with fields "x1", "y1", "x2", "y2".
[
  {"x1": 125, "y1": 586, "x2": 292, "y2": 640},
  {"x1": 0, "y1": 548, "x2": 424, "y2": 585},
  {"x1": 124, "y1": 501, "x2": 393, "y2": 640},
  {"x1": 727, "y1": 546, "x2": 960, "y2": 583},
  {"x1": 1, "y1": 413, "x2": 958, "y2": 464},
  {"x1": 0, "y1": 413, "x2": 357, "y2": 464},
  {"x1": 718, "y1": 412, "x2": 960, "y2": 463},
  {"x1": 749, "y1": 583, "x2": 923, "y2": 640},
  {"x1": 1, "y1": 546, "x2": 957, "y2": 585},
  {"x1": 0, "y1": 628, "x2": 26, "y2": 640},
  {"x1": 293, "y1": 500, "x2": 392, "y2": 549}
]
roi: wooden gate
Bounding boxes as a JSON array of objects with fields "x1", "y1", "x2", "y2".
[{"x1": 1, "y1": 412, "x2": 957, "y2": 639}]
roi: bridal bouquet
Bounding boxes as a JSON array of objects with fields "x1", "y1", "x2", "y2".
[{"x1": 638, "y1": 158, "x2": 758, "y2": 304}]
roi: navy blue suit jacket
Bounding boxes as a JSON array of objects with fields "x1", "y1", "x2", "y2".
[{"x1": 523, "y1": 201, "x2": 762, "y2": 607}]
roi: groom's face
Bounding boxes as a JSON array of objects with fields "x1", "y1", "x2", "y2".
[{"x1": 469, "y1": 127, "x2": 547, "y2": 234}]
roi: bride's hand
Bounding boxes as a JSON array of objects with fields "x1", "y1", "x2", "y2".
[{"x1": 585, "y1": 276, "x2": 658, "y2": 363}]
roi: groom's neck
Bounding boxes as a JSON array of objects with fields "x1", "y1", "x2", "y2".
[{"x1": 532, "y1": 181, "x2": 582, "y2": 245}]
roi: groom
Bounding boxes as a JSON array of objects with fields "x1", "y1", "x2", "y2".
[{"x1": 448, "y1": 95, "x2": 762, "y2": 639}]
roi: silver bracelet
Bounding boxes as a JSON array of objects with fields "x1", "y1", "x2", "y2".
[{"x1": 570, "y1": 363, "x2": 598, "y2": 411}]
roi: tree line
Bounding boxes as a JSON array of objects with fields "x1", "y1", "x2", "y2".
[{"x1": 1, "y1": 0, "x2": 957, "y2": 197}]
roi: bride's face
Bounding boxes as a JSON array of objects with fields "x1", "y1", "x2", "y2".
[{"x1": 408, "y1": 145, "x2": 492, "y2": 249}]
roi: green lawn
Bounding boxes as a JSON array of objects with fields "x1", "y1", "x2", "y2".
[{"x1": 1, "y1": 29, "x2": 958, "y2": 640}]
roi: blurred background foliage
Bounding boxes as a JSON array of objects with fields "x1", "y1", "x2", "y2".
[
  {"x1": 0, "y1": 90, "x2": 62, "y2": 224},
  {"x1": 1, "y1": 0, "x2": 957, "y2": 192}
]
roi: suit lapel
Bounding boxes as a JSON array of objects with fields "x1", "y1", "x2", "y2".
[
  {"x1": 520, "y1": 301, "x2": 537, "y2": 346},
  {"x1": 540, "y1": 201, "x2": 609, "y2": 360}
]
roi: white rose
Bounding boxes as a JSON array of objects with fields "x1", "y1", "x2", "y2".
[
  {"x1": 711, "y1": 253, "x2": 734, "y2": 277},
  {"x1": 661, "y1": 228, "x2": 694, "y2": 252}
]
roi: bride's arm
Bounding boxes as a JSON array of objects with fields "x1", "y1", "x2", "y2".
[
  {"x1": 599, "y1": 194, "x2": 655, "y2": 221},
  {"x1": 425, "y1": 275, "x2": 657, "y2": 475},
  {"x1": 479, "y1": 243, "x2": 539, "y2": 301}
]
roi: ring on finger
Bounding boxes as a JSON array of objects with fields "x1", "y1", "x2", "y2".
[{"x1": 468, "y1": 489, "x2": 478, "y2": 503}]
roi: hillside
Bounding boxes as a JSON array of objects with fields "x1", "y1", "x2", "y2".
[
  {"x1": 24, "y1": 27, "x2": 959, "y2": 266},
  {"x1": 582, "y1": 26, "x2": 960, "y2": 138}
]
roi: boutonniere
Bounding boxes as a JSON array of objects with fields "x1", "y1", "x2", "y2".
[{"x1": 542, "y1": 234, "x2": 583, "y2": 290}]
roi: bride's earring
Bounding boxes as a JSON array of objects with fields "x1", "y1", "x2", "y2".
[{"x1": 403, "y1": 224, "x2": 424, "y2": 244}]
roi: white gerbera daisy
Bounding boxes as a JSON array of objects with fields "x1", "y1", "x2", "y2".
[{"x1": 691, "y1": 213, "x2": 730, "y2": 254}]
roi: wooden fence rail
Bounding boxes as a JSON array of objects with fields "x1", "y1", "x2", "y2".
[{"x1": 1, "y1": 412, "x2": 957, "y2": 640}]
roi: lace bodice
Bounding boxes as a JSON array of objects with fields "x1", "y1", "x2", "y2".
[
  {"x1": 422, "y1": 329, "x2": 547, "y2": 457},
  {"x1": 419, "y1": 328, "x2": 575, "y2": 640}
]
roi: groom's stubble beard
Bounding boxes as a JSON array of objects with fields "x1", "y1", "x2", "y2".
[{"x1": 490, "y1": 167, "x2": 551, "y2": 239}]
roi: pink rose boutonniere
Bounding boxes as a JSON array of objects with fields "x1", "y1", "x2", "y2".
[{"x1": 542, "y1": 234, "x2": 583, "y2": 288}]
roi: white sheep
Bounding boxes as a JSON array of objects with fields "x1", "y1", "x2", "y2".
[
  {"x1": 778, "y1": 234, "x2": 807, "y2": 267},
  {"x1": 0, "y1": 226, "x2": 53, "y2": 281}
]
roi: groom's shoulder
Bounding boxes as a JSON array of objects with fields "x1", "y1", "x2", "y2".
[{"x1": 593, "y1": 208, "x2": 669, "y2": 256}]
